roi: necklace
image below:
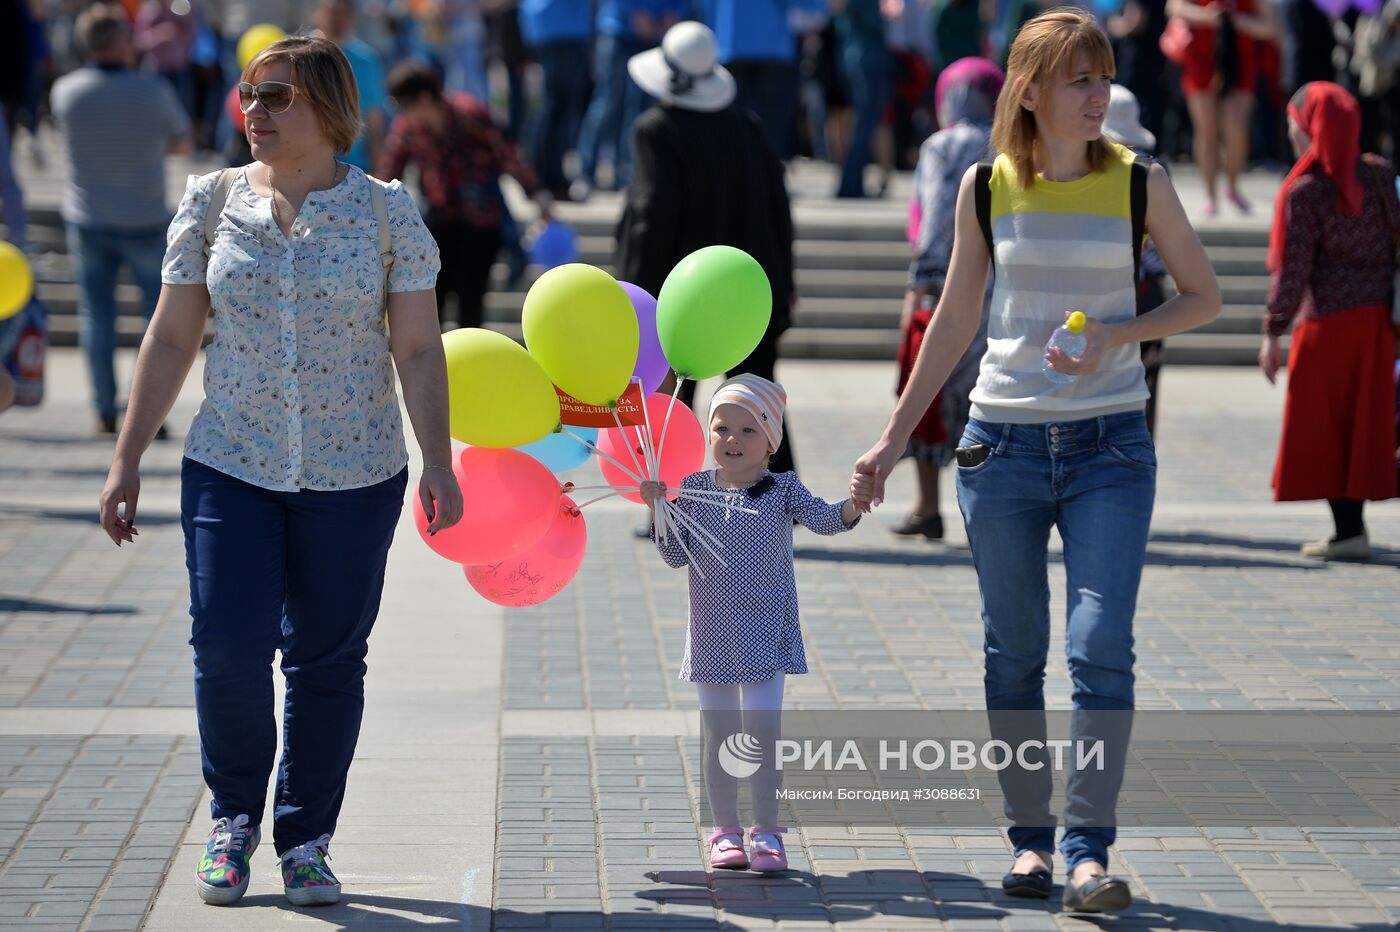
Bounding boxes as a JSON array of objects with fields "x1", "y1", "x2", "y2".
[{"x1": 269, "y1": 161, "x2": 343, "y2": 233}]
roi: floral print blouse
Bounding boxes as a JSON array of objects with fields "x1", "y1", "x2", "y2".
[{"x1": 162, "y1": 165, "x2": 440, "y2": 491}]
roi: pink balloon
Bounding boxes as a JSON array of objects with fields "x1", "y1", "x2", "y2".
[
  {"x1": 620, "y1": 282, "x2": 668, "y2": 396},
  {"x1": 465, "y1": 496, "x2": 588, "y2": 606},
  {"x1": 598, "y1": 394, "x2": 705, "y2": 504},
  {"x1": 414, "y1": 446, "x2": 560, "y2": 565}
]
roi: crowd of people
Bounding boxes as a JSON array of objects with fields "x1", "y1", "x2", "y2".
[{"x1": 0, "y1": 0, "x2": 1393, "y2": 920}]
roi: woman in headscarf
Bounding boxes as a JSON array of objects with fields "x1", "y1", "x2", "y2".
[
  {"x1": 891, "y1": 57, "x2": 1004, "y2": 538},
  {"x1": 1262, "y1": 81, "x2": 1398, "y2": 561}
]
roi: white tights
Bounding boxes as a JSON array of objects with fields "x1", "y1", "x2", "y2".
[{"x1": 696, "y1": 672, "x2": 785, "y2": 828}]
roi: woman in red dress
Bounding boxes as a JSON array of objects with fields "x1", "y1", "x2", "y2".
[
  {"x1": 1262, "y1": 81, "x2": 1398, "y2": 561},
  {"x1": 1166, "y1": 0, "x2": 1276, "y2": 216}
]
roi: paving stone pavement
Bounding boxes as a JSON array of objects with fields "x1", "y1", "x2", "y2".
[{"x1": 1, "y1": 350, "x2": 1398, "y2": 930}]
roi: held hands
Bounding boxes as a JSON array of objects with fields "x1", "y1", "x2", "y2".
[
  {"x1": 1259, "y1": 334, "x2": 1282, "y2": 385},
  {"x1": 849, "y1": 437, "x2": 900, "y2": 514},
  {"x1": 419, "y1": 466, "x2": 464, "y2": 535},
  {"x1": 639, "y1": 480, "x2": 667, "y2": 507},
  {"x1": 98, "y1": 460, "x2": 141, "y2": 546},
  {"x1": 1044, "y1": 312, "x2": 1115, "y2": 378}
]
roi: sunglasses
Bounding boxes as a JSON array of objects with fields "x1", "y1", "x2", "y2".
[{"x1": 238, "y1": 81, "x2": 301, "y2": 115}]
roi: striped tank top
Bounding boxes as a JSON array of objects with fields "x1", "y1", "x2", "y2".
[{"x1": 968, "y1": 141, "x2": 1149, "y2": 424}]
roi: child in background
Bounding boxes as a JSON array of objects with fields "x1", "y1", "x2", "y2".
[{"x1": 639, "y1": 374, "x2": 860, "y2": 873}]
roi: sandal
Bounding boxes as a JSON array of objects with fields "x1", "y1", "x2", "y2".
[
  {"x1": 707, "y1": 827, "x2": 748, "y2": 870},
  {"x1": 748, "y1": 826, "x2": 788, "y2": 872}
]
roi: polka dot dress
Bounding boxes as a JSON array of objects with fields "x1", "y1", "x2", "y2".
[{"x1": 653, "y1": 470, "x2": 858, "y2": 684}]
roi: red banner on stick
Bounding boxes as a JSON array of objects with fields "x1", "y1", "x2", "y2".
[{"x1": 556, "y1": 382, "x2": 645, "y2": 428}]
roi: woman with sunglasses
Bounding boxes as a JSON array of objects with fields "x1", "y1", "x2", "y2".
[{"x1": 97, "y1": 36, "x2": 461, "y2": 907}]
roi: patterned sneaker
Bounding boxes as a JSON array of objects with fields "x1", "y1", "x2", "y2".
[
  {"x1": 281, "y1": 834, "x2": 340, "y2": 906},
  {"x1": 196, "y1": 814, "x2": 259, "y2": 905}
]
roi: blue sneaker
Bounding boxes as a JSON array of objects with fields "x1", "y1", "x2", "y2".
[
  {"x1": 281, "y1": 834, "x2": 340, "y2": 906},
  {"x1": 196, "y1": 814, "x2": 259, "y2": 905}
]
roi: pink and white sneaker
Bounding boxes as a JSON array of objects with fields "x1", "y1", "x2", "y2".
[
  {"x1": 748, "y1": 826, "x2": 788, "y2": 872},
  {"x1": 708, "y1": 827, "x2": 748, "y2": 870}
]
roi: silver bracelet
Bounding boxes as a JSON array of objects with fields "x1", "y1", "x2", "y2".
[{"x1": 423, "y1": 464, "x2": 454, "y2": 476}]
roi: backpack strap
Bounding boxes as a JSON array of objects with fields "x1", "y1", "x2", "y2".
[
  {"x1": 203, "y1": 167, "x2": 238, "y2": 256},
  {"x1": 975, "y1": 159, "x2": 994, "y2": 260},
  {"x1": 367, "y1": 175, "x2": 393, "y2": 278},
  {"x1": 1130, "y1": 155, "x2": 1150, "y2": 282}
]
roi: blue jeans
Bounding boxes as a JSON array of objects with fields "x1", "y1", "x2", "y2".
[
  {"x1": 954, "y1": 411, "x2": 1156, "y2": 870},
  {"x1": 837, "y1": 62, "x2": 891, "y2": 198},
  {"x1": 182, "y1": 459, "x2": 407, "y2": 855},
  {"x1": 527, "y1": 39, "x2": 591, "y2": 193},
  {"x1": 66, "y1": 223, "x2": 164, "y2": 420},
  {"x1": 575, "y1": 33, "x2": 646, "y2": 188}
]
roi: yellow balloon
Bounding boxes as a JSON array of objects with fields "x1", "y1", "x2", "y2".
[
  {"x1": 521, "y1": 264, "x2": 638, "y2": 407},
  {"x1": 0, "y1": 242, "x2": 33, "y2": 321},
  {"x1": 237, "y1": 23, "x2": 287, "y2": 70},
  {"x1": 444, "y1": 328, "x2": 561, "y2": 448}
]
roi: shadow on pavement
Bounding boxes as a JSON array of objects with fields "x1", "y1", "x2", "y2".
[
  {"x1": 0, "y1": 505, "x2": 180, "y2": 526},
  {"x1": 0, "y1": 596, "x2": 138, "y2": 614},
  {"x1": 795, "y1": 545, "x2": 1329, "y2": 571},
  {"x1": 1151, "y1": 529, "x2": 1400, "y2": 566}
]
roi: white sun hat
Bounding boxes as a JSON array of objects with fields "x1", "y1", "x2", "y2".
[
  {"x1": 628, "y1": 21, "x2": 737, "y2": 113},
  {"x1": 1102, "y1": 84, "x2": 1156, "y2": 153}
]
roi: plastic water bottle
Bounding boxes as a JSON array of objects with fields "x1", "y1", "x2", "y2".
[{"x1": 1043, "y1": 311, "x2": 1088, "y2": 384}]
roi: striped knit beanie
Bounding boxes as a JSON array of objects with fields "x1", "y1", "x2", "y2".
[{"x1": 707, "y1": 374, "x2": 787, "y2": 453}]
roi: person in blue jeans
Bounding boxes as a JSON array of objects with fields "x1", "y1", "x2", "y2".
[
  {"x1": 851, "y1": 9, "x2": 1221, "y2": 914},
  {"x1": 49, "y1": 5, "x2": 190, "y2": 434},
  {"x1": 98, "y1": 37, "x2": 462, "y2": 908},
  {"x1": 573, "y1": 0, "x2": 686, "y2": 198},
  {"x1": 518, "y1": 0, "x2": 592, "y2": 196},
  {"x1": 834, "y1": 0, "x2": 892, "y2": 197}
]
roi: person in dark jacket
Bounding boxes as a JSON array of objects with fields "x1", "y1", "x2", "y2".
[{"x1": 616, "y1": 20, "x2": 798, "y2": 472}]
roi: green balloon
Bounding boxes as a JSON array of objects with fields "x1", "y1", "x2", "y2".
[{"x1": 656, "y1": 246, "x2": 772, "y2": 380}]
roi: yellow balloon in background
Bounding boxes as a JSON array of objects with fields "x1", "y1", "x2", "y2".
[
  {"x1": 443, "y1": 328, "x2": 561, "y2": 448},
  {"x1": 237, "y1": 23, "x2": 287, "y2": 70},
  {"x1": 0, "y1": 242, "x2": 34, "y2": 321},
  {"x1": 521, "y1": 264, "x2": 638, "y2": 407}
]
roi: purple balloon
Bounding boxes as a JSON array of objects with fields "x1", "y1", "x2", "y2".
[
  {"x1": 1310, "y1": 0, "x2": 1351, "y2": 16},
  {"x1": 620, "y1": 281, "x2": 668, "y2": 395}
]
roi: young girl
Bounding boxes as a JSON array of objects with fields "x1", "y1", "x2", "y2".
[
  {"x1": 851, "y1": 9, "x2": 1219, "y2": 913},
  {"x1": 639, "y1": 374, "x2": 860, "y2": 873}
]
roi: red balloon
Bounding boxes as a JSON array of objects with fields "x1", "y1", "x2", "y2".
[
  {"x1": 413, "y1": 447, "x2": 560, "y2": 565},
  {"x1": 598, "y1": 394, "x2": 705, "y2": 504},
  {"x1": 465, "y1": 496, "x2": 588, "y2": 606}
]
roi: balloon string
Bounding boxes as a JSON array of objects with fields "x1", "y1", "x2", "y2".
[
  {"x1": 656, "y1": 377, "x2": 684, "y2": 467},
  {"x1": 663, "y1": 499, "x2": 725, "y2": 551},
  {"x1": 611, "y1": 407, "x2": 650, "y2": 486},
  {"x1": 662, "y1": 500, "x2": 727, "y2": 570},
  {"x1": 562, "y1": 426, "x2": 643, "y2": 483},
  {"x1": 660, "y1": 501, "x2": 709, "y2": 577},
  {"x1": 574, "y1": 491, "x2": 624, "y2": 509},
  {"x1": 635, "y1": 376, "x2": 663, "y2": 486},
  {"x1": 674, "y1": 489, "x2": 759, "y2": 514}
]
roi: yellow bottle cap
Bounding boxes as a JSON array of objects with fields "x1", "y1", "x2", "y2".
[{"x1": 1066, "y1": 311, "x2": 1087, "y2": 334}]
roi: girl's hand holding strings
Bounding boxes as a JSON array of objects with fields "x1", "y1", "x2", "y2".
[{"x1": 639, "y1": 480, "x2": 667, "y2": 507}]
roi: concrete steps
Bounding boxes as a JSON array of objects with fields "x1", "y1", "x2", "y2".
[{"x1": 22, "y1": 194, "x2": 1277, "y2": 365}]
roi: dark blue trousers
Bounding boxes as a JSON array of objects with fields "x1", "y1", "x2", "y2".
[{"x1": 181, "y1": 458, "x2": 407, "y2": 856}]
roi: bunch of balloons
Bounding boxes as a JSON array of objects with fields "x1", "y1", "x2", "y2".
[{"x1": 418, "y1": 246, "x2": 773, "y2": 606}]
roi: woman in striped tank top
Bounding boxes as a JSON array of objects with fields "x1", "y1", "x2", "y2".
[{"x1": 850, "y1": 9, "x2": 1221, "y2": 914}]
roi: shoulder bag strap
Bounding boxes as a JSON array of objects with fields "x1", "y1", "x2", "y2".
[
  {"x1": 367, "y1": 176, "x2": 393, "y2": 276},
  {"x1": 1130, "y1": 155, "x2": 1150, "y2": 282},
  {"x1": 203, "y1": 167, "x2": 238, "y2": 257},
  {"x1": 975, "y1": 159, "x2": 994, "y2": 260}
]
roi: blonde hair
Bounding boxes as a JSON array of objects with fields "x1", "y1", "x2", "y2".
[
  {"x1": 243, "y1": 36, "x2": 361, "y2": 155},
  {"x1": 991, "y1": 8, "x2": 1116, "y2": 190}
]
